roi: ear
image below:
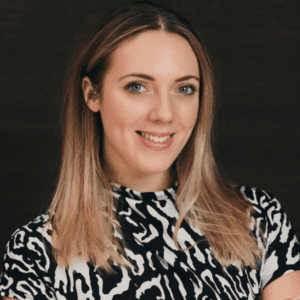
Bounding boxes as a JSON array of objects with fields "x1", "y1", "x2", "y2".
[{"x1": 81, "y1": 76, "x2": 101, "y2": 112}]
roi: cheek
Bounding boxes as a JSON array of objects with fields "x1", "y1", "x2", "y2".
[
  {"x1": 181, "y1": 102, "x2": 199, "y2": 129},
  {"x1": 100, "y1": 94, "x2": 139, "y2": 131},
  {"x1": 192, "y1": 104, "x2": 199, "y2": 122}
]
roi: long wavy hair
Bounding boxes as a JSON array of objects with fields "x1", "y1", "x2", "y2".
[{"x1": 43, "y1": 0, "x2": 266, "y2": 274}]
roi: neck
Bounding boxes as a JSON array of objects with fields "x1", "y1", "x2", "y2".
[{"x1": 104, "y1": 166, "x2": 174, "y2": 193}]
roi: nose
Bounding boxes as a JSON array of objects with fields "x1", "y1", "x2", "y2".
[{"x1": 148, "y1": 90, "x2": 174, "y2": 124}]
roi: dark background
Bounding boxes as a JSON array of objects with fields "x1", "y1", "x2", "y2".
[{"x1": 1, "y1": 0, "x2": 300, "y2": 274}]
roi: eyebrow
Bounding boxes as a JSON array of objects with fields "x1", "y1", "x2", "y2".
[{"x1": 118, "y1": 73, "x2": 200, "y2": 83}]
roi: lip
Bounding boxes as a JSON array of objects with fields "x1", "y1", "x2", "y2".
[
  {"x1": 137, "y1": 131, "x2": 174, "y2": 151},
  {"x1": 136, "y1": 131, "x2": 174, "y2": 137}
]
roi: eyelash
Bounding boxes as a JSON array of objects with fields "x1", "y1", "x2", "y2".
[{"x1": 124, "y1": 82, "x2": 197, "y2": 96}]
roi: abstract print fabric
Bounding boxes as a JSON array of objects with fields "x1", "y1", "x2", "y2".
[{"x1": 0, "y1": 184, "x2": 300, "y2": 300}]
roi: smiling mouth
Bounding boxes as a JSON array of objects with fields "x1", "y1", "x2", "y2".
[
  {"x1": 136, "y1": 131, "x2": 175, "y2": 144},
  {"x1": 136, "y1": 131, "x2": 175, "y2": 137}
]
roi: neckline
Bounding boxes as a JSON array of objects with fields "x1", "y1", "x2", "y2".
[{"x1": 109, "y1": 181, "x2": 178, "y2": 201}]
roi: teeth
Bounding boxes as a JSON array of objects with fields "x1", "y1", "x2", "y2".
[{"x1": 140, "y1": 132, "x2": 172, "y2": 143}]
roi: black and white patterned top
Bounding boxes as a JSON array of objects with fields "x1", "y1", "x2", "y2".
[{"x1": 1, "y1": 184, "x2": 300, "y2": 300}]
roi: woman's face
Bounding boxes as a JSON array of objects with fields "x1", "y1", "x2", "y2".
[{"x1": 84, "y1": 30, "x2": 200, "y2": 191}]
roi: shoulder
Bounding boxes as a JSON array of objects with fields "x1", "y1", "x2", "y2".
[
  {"x1": 237, "y1": 185, "x2": 277, "y2": 207},
  {"x1": 235, "y1": 185, "x2": 297, "y2": 251},
  {"x1": 0, "y1": 212, "x2": 55, "y2": 299},
  {"x1": 2, "y1": 212, "x2": 53, "y2": 269},
  {"x1": 237, "y1": 186, "x2": 300, "y2": 290},
  {"x1": 236, "y1": 185, "x2": 294, "y2": 236},
  {"x1": 8, "y1": 212, "x2": 52, "y2": 245},
  {"x1": 237, "y1": 185, "x2": 283, "y2": 221}
]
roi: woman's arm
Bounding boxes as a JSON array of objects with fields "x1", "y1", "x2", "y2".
[{"x1": 261, "y1": 270, "x2": 300, "y2": 300}]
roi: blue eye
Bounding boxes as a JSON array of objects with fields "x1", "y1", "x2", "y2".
[
  {"x1": 126, "y1": 83, "x2": 145, "y2": 93},
  {"x1": 179, "y1": 85, "x2": 195, "y2": 95}
]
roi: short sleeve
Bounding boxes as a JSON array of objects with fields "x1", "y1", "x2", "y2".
[
  {"x1": 0, "y1": 225, "x2": 55, "y2": 300},
  {"x1": 258, "y1": 188, "x2": 300, "y2": 292}
]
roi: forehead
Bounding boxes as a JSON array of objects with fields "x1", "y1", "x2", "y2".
[{"x1": 106, "y1": 30, "x2": 199, "y2": 79}]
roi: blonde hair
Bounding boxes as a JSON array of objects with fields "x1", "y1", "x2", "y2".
[{"x1": 43, "y1": 1, "x2": 266, "y2": 274}]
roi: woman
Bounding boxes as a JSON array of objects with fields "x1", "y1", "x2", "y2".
[{"x1": 1, "y1": 1, "x2": 300, "y2": 299}]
